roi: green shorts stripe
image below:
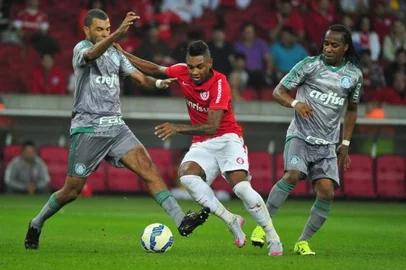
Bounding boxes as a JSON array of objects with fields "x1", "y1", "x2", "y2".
[{"x1": 68, "y1": 134, "x2": 79, "y2": 176}]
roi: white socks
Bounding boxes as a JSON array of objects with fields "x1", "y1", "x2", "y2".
[
  {"x1": 233, "y1": 181, "x2": 280, "y2": 242},
  {"x1": 180, "y1": 175, "x2": 234, "y2": 224}
]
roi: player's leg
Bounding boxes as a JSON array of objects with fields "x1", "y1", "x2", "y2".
[
  {"x1": 251, "y1": 137, "x2": 307, "y2": 247},
  {"x1": 25, "y1": 133, "x2": 108, "y2": 249},
  {"x1": 215, "y1": 134, "x2": 282, "y2": 255},
  {"x1": 295, "y1": 147, "x2": 338, "y2": 255},
  {"x1": 178, "y1": 157, "x2": 245, "y2": 247},
  {"x1": 112, "y1": 126, "x2": 208, "y2": 236},
  {"x1": 266, "y1": 138, "x2": 309, "y2": 217}
]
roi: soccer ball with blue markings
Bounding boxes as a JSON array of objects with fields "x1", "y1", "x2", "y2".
[{"x1": 140, "y1": 223, "x2": 174, "y2": 253}]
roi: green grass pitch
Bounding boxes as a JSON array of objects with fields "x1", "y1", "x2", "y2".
[{"x1": 1, "y1": 195, "x2": 405, "y2": 270}]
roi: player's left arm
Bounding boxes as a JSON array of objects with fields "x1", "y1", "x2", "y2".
[{"x1": 338, "y1": 76, "x2": 363, "y2": 170}]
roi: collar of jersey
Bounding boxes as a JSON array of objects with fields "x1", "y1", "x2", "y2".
[
  {"x1": 321, "y1": 55, "x2": 346, "y2": 72},
  {"x1": 193, "y1": 70, "x2": 216, "y2": 91}
]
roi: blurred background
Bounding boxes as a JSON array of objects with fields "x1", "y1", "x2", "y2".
[{"x1": 0, "y1": 0, "x2": 405, "y2": 200}]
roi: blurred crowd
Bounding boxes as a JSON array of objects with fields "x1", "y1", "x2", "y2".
[{"x1": 1, "y1": 0, "x2": 406, "y2": 105}]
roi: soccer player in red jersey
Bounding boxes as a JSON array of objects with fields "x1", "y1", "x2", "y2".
[{"x1": 116, "y1": 40, "x2": 283, "y2": 256}]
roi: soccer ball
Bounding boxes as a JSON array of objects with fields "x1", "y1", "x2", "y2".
[{"x1": 140, "y1": 223, "x2": 174, "y2": 253}]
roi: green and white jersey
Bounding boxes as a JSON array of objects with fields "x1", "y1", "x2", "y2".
[
  {"x1": 70, "y1": 40, "x2": 136, "y2": 134},
  {"x1": 281, "y1": 55, "x2": 363, "y2": 145}
]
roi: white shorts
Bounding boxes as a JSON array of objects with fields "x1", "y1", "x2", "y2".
[{"x1": 181, "y1": 133, "x2": 250, "y2": 186}]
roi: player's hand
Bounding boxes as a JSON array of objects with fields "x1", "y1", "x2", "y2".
[
  {"x1": 294, "y1": 102, "x2": 314, "y2": 119},
  {"x1": 159, "y1": 78, "x2": 178, "y2": 89},
  {"x1": 117, "y1": 12, "x2": 139, "y2": 35},
  {"x1": 155, "y1": 122, "x2": 178, "y2": 140},
  {"x1": 26, "y1": 183, "x2": 36, "y2": 195},
  {"x1": 337, "y1": 144, "x2": 351, "y2": 171},
  {"x1": 112, "y1": 43, "x2": 123, "y2": 52}
]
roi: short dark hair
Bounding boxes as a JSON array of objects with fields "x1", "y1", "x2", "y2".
[
  {"x1": 84, "y1": 9, "x2": 108, "y2": 27},
  {"x1": 360, "y1": 48, "x2": 371, "y2": 56},
  {"x1": 187, "y1": 40, "x2": 211, "y2": 58},
  {"x1": 234, "y1": 52, "x2": 246, "y2": 61},
  {"x1": 281, "y1": 26, "x2": 294, "y2": 35},
  {"x1": 212, "y1": 25, "x2": 224, "y2": 32},
  {"x1": 22, "y1": 140, "x2": 36, "y2": 150}
]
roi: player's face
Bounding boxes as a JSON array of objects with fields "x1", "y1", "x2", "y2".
[
  {"x1": 322, "y1": 30, "x2": 348, "y2": 66},
  {"x1": 84, "y1": 18, "x2": 111, "y2": 44},
  {"x1": 186, "y1": 55, "x2": 213, "y2": 85}
]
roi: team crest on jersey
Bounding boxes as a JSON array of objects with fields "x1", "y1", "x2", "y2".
[
  {"x1": 75, "y1": 163, "x2": 86, "y2": 175},
  {"x1": 289, "y1": 156, "x2": 300, "y2": 165},
  {"x1": 340, "y1": 76, "x2": 352, "y2": 89},
  {"x1": 200, "y1": 91, "x2": 210, "y2": 101}
]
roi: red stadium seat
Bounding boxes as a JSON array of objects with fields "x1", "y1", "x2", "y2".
[
  {"x1": 39, "y1": 146, "x2": 69, "y2": 190},
  {"x1": 87, "y1": 162, "x2": 107, "y2": 192},
  {"x1": 343, "y1": 154, "x2": 375, "y2": 198},
  {"x1": 248, "y1": 152, "x2": 273, "y2": 195},
  {"x1": 106, "y1": 164, "x2": 142, "y2": 192},
  {"x1": 3, "y1": 144, "x2": 22, "y2": 167},
  {"x1": 211, "y1": 174, "x2": 233, "y2": 193},
  {"x1": 376, "y1": 155, "x2": 406, "y2": 198},
  {"x1": 241, "y1": 88, "x2": 259, "y2": 100},
  {"x1": 147, "y1": 148, "x2": 174, "y2": 188},
  {"x1": 276, "y1": 153, "x2": 311, "y2": 196}
]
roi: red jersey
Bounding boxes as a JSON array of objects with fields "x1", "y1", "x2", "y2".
[
  {"x1": 31, "y1": 67, "x2": 66, "y2": 95},
  {"x1": 13, "y1": 9, "x2": 49, "y2": 33},
  {"x1": 166, "y1": 64, "x2": 243, "y2": 143}
]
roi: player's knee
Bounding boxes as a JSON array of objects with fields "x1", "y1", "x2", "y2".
[
  {"x1": 284, "y1": 171, "x2": 301, "y2": 185},
  {"x1": 315, "y1": 179, "x2": 335, "y2": 200},
  {"x1": 178, "y1": 162, "x2": 202, "y2": 178},
  {"x1": 316, "y1": 189, "x2": 335, "y2": 201},
  {"x1": 226, "y1": 170, "x2": 248, "y2": 187}
]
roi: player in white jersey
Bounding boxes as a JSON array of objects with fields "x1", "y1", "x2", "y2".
[
  {"x1": 251, "y1": 25, "x2": 363, "y2": 255},
  {"x1": 24, "y1": 9, "x2": 209, "y2": 250}
]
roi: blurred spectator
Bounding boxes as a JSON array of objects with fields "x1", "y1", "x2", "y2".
[
  {"x1": 30, "y1": 54, "x2": 66, "y2": 95},
  {"x1": 139, "y1": 0, "x2": 182, "y2": 42},
  {"x1": 228, "y1": 52, "x2": 249, "y2": 101},
  {"x1": 234, "y1": 23, "x2": 271, "y2": 92},
  {"x1": 0, "y1": 0, "x2": 12, "y2": 31},
  {"x1": 30, "y1": 31, "x2": 60, "y2": 55},
  {"x1": 117, "y1": 31, "x2": 140, "y2": 55},
  {"x1": 161, "y1": 0, "x2": 205, "y2": 23},
  {"x1": 270, "y1": 26, "x2": 308, "y2": 74},
  {"x1": 385, "y1": 48, "x2": 406, "y2": 86},
  {"x1": 269, "y1": 0, "x2": 305, "y2": 42},
  {"x1": 382, "y1": 20, "x2": 406, "y2": 62},
  {"x1": 264, "y1": 60, "x2": 280, "y2": 89},
  {"x1": 341, "y1": 14, "x2": 354, "y2": 31},
  {"x1": 352, "y1": 16, "x2": 381, "y2": 61},
  {"x1": 137, "y1": 21, "x2": 173, "y2": 65},
  {"x1": 373, "y1": 72, "x2": 406, "y2": 104},
  {"x1": 340, "y1": 0, "x2": 369, "y2": 15},
  {"x1": 5, "y1": 140, "x2": 50, "y2": 195},
  {"x1": 12, "y1": 0, "x2": 49, "y2": 36},
  {"x1": 0, "y1": 0, "x2": 22, "y2": 45},
  {"x1": 207, "y1": 25, "x2": 234, "y2": 75},
  {"x1": 359, "y1": 49, "x2": 386, "y2": 101},
  {"x1": 306, "y1": 0, "x2": 337, "y2": 49},
  {"x1": 372, "y1": 0, "x2": 397, "y2": 42},
  {"x1": 173, "y1": 30, "x2": 201, "y2": 63}
]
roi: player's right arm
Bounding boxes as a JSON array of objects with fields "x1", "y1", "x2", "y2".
[
  {"x1": 129, "y1": 69, "x2": 177, "y2": 89},
  {"x1": 273, "y1": 57, "x2": 315, "y2": 119},
  {"x1": 113, "y1": 43, "x2": 167, "y2": 77},
  {"x1": 82, "y1": 12, "x2": 139, "y2": 62}
]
